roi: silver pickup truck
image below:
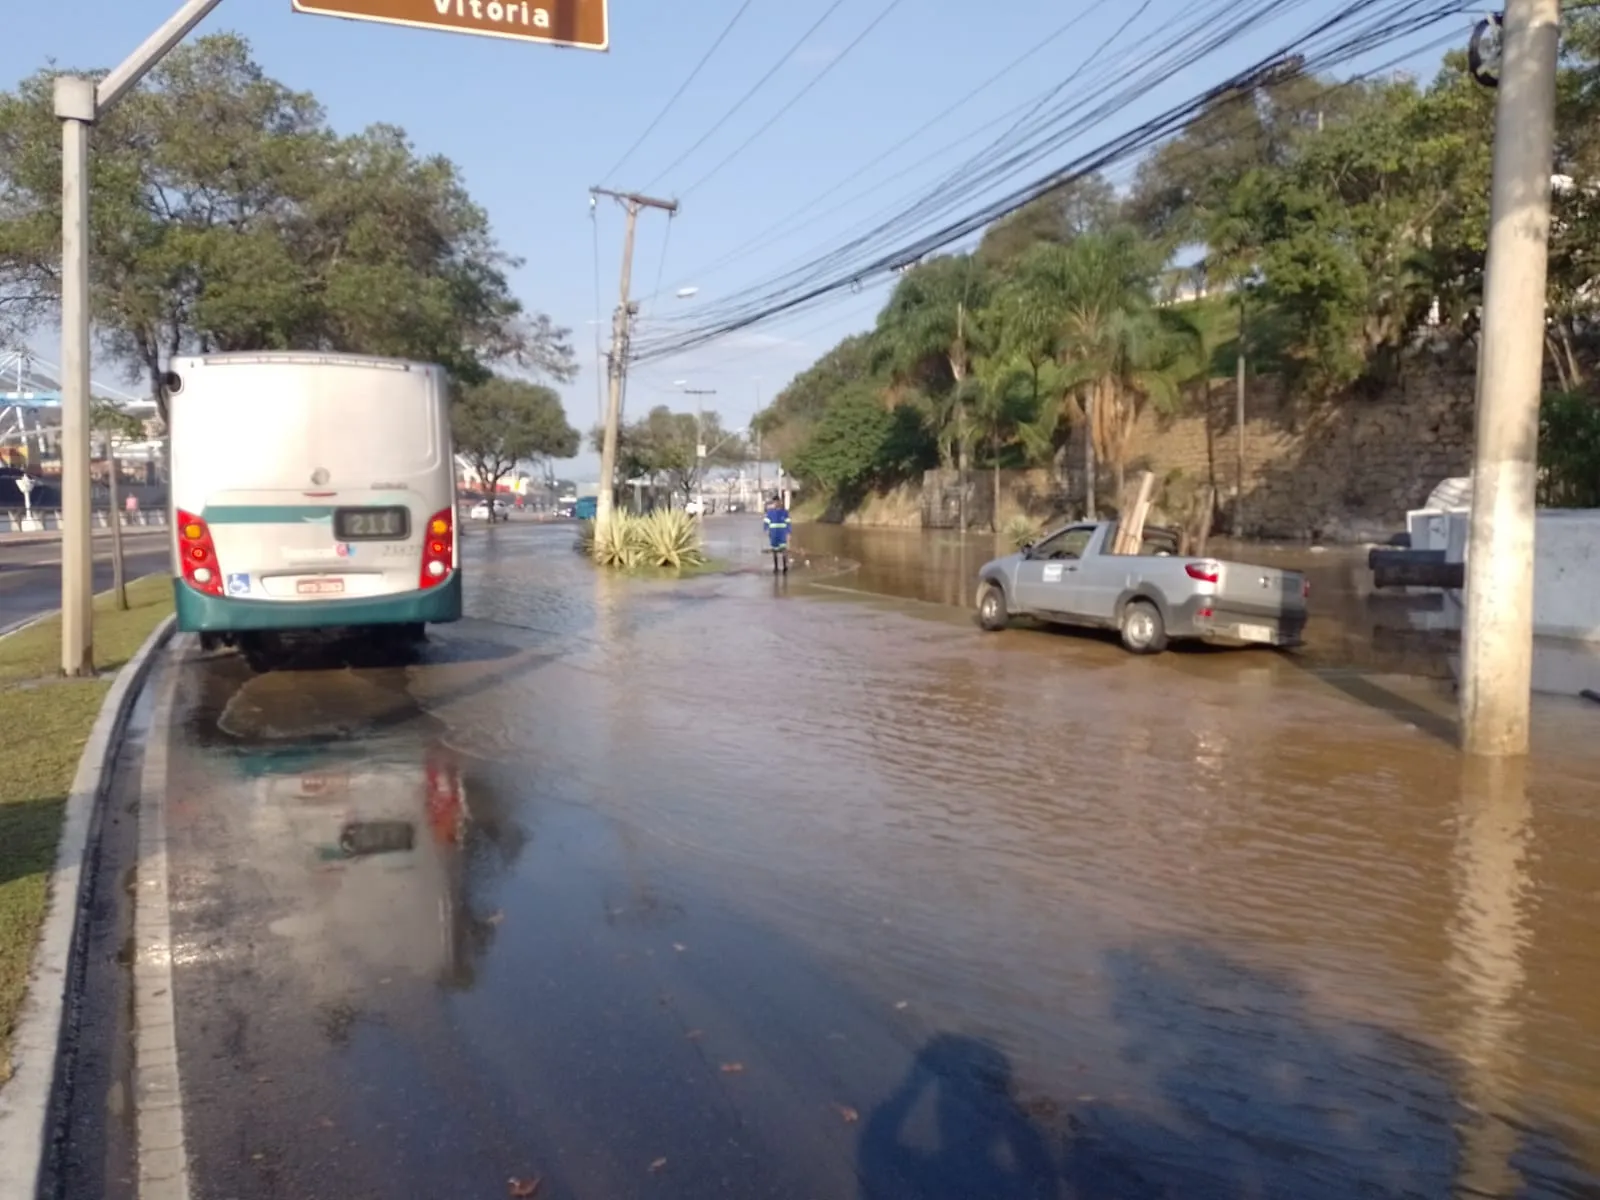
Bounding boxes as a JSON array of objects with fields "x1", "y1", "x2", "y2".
[{"x1": 975, "y1": 520, "x2": 1308, "y2": 654}]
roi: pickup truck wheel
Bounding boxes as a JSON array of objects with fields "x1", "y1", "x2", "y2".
[
  {"x1": 978, "y1": 583, "x2": 1009, "y2": 632},
  {"x1": 1120, "y1": 600, "x2": 1168, "y2": 654}
]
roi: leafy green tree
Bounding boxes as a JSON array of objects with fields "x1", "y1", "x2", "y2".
[
  {"x1": 975, "y1": 174, "x2": 1119, "y2": 266},
  {"x1": 0, "y1": 34, "x2": 573, "y2": 416},
  {"x1": 592, "y1": 405, "x2": 744, "y2": 504},
  {"x1": 453, "y1": 376, "x2": 578, "y2": 499}
]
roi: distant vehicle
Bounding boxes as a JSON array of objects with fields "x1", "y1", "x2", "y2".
[
  {"x1": 167, "y1": 351, "x2": 461, "y2": 667},
  {"x1": 974, "y1": 520, "x2": 1308, "y2": 654},
  {"x1": 573, "y1": 496, "x2": 597, "y2": 521},
  {"x1": 469, "y1": 498, "x2": 509, "y2": 522},
  {"x1": 684, "y1": 498, "x2": 707, "y2": 516}
]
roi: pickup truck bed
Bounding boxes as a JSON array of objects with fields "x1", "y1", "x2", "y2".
[{"x1": 974, "y1": 520, "x2": 1308, "y2": 654}]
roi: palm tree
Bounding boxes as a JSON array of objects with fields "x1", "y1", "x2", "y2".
[
  {"x1": 1007, "y1": 230, "x2": 1201, "y2": 510},
  {"x1": 970, "y1": 355, "x2": 1040, "y2": 530},
  {"x1": 872, "y1": 256, "x2": 991, "y2": 530}
]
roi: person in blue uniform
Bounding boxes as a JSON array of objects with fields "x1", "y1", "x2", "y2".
[{"x1": 763, "y1": 493, "x2": 790, "y2": 573}]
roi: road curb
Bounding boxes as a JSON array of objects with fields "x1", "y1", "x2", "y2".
[
  {"x1": 0, "y1": 613, "x2": 177, "y2": 1200},
  {"x1": 133, "y1": 658, "x2": 188, "y2": 1200}
]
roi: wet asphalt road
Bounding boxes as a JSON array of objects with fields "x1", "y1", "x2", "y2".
[
  {"x1": 60, "y1": 520, "x2": 1600, "y2": 1198},
  {"x1": 0, "y1": 533, "x2": 169, "y2": 630}
]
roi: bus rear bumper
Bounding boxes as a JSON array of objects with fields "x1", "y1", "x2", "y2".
[{"x1": 174, "y1": 573, "x2": 463, "y2": 634}]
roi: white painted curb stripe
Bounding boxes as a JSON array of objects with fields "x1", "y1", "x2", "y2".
[
  {"x1": 0, "y1": 614, "x2": 176, "y2": 1200},
  {"x1": 135, "y1": 658, "x2": 189, "y2": 1200}
]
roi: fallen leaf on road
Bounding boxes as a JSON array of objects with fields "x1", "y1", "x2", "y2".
[
  {"x1": 834, "y1": 1104, "x2": 859, "y2": 1123},
  {"x1": 672, "y1": 942, "x2": 687, "y2": 952},
  {"x1": 720, "y1": 1062, "x2": 745, "y2": 1074},
  {"x1": 650, "y1": 1157, "x2": 668, "y2": 1173},
  {"x1": 507, "y1": 1176, "x2": 542, "y2": 1197},
  {"x1": 893, "y1": 1001, "x2": 908, "y2": 1010},
  {"x1": 486, "y1": 910, "x2": 505, "y2": 926}
]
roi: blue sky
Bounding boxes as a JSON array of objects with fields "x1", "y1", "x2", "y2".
[{"x1": 7, "y1": 0, "x2": 1469, "y2": 478}]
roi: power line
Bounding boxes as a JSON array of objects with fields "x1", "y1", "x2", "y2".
[
  {"x1": 666, "y1": 0, "x2": 1147, "y2": 288},
  {"x1": 633, "y1": 0, "x2": 1472, "y2": 363},
  {"x1": 642, "y1": 0, "x2": 848, "y2": 193},
  {"x1": 661, "y1": 0, "x2": 1305, "y2": 334},
  {"x1": 663, "y1": 0, "x2": 1435, "y2": 339},
  {"x1": 598, "y1": 0, "x2": 760, "y2": 186},
  {"x1": 679, "y1": 0, "x2": 911, "y2": 197}
]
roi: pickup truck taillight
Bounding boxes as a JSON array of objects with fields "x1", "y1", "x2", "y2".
[{"x1": 1185, "y1": 561, "x2": 1220, "y2": 584}]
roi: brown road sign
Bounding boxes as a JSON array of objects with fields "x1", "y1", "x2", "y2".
[{"x1": 291, "y1": 0, "x2": 608, "y2": 51}]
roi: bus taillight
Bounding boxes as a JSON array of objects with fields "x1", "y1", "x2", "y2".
[{"x1": 177, "y1": 509, "x2": 223, "y2": 596}]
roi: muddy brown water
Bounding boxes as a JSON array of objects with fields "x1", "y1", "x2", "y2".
[{"x1": 110, "y1": 517, "x2": 1600, "y2": 1199}]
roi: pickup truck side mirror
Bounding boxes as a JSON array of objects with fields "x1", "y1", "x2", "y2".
[{"x1": 1019, "y1": 542, "x2": 1034, "y2": 558}]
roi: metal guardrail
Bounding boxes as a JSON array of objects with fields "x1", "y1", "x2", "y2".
[{"x1": 2, "y1": 509, "x2": 169, "y2": 533}]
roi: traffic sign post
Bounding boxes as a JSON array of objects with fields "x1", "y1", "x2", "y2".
[{"x1": 290, "y1": 0, "x2": 609, "y2": 50}]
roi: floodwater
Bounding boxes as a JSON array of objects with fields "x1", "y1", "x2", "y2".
[{"x1": 89, "y1": 517, "x2": 1600, "y2": 1198}]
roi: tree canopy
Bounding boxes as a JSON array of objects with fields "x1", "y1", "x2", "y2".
[
  {"x1": 756, "y1": 30, "x2": 1600, "y2": 517},
  {"x1": 0, "y1": 33, "x2": 575, "y2": 416},
  {"x1": 453, "y1": 376, "x2": 579, "y2": 498},
  {"x1": 591, "y1": 404, "x2": 747, "y2": 503}
]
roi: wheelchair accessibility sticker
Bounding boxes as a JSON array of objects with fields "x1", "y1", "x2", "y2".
[{"x1": 226, "y1": 573, "x2": 251, "y2": 597}]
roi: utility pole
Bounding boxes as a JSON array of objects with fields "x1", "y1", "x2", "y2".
[
  {"x1": 1236, "y1": 297, "x2": 1247, "y2": 539},
  {"x1": 55, "y1": 0, "x2": 224, "y2": 677},
  {"x1": 1460, "y1": 0, "x2": 1560, "y2": 757},
  {"x1": 591, "y1": 187, "x2": 678, "y2": 532}
]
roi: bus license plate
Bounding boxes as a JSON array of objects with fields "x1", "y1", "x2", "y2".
[
  {"x1": 297, "y1": 578, "x2": 345, "y2": 596},
  {"x1": 334, "y1": 506, "x2": 409, "y2": 541}
]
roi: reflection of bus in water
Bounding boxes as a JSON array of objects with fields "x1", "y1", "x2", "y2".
[
  {"x1": 240, "y1": 741, "x2": 478, "y2": 989},
  {"x1": 167, "y1": 352, "x2": 462, "y2": 665}
]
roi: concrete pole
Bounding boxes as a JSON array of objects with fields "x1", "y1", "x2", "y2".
[
  {"x1": 596, "y1": 202, "x2": 638, "y2": 534},
  {"x1": 1459, "y1": 0, "x2": 1560, "y2": 757},
  {"x1": 592, "y1": 188, "x2": 677, "y2": 533},
  {"x1": 56, "y1": 77, "x2": 96, "y2": 677}
]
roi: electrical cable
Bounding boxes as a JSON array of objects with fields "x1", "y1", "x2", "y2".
[
  {"x1": 641, "y1": 0, "x2": 848, "y2": 194},
  {"x1": 667, "y1": 0, "x2": 1145, "y2": 288},
  {"x1": 679, "y1": 0, "x2": 910, "y2": 198},
  {"x1": 598, "y1": 0, "x2": 760, "y2": 186},
  {"x1": 662, "y1": 0, "x2": 1459, "y2": 337},
  {"x1": 648, "y1": 214, "x2": 676, "y2": 311},
  {"x1": 633, "y1": 0, "x2": 1472, "y2": 363},
  {"x1": 664, "y1": 0, "x2": 1310, "y2": 329}
]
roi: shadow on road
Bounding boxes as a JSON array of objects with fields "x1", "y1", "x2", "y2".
[{"x1": 858, "y1": 939, "x2": 1594, "y2": 1200}]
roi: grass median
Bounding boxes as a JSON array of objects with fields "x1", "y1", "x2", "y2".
[{"x1": 0, "y1": 576, "x2": 173, "y2": 1085}]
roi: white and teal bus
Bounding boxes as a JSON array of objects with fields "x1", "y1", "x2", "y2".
[{"x1": 168, "y1": 352, "x2": 462, "y2": 660}]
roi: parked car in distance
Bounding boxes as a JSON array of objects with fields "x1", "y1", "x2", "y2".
[
  {"x1": 974, "y1": 520, "x2": 1308, "y2": 654},
  {"x1": 469, "y1": 498, "x2": 509, "y2": 522}
]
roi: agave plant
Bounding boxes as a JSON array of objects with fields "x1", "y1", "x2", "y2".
[
  {"x1": 638, "y1": 509, "x2": 707, "y2": 569},
  {"x1": 575, "y1": 518, "x2": 596, "y2": 555},
  {"x1": 1003, "y1": 514, "x2": 1043, "y2": 551},
  {"x1": 590, "y1": 513, "x2": 645, "y2": 569}
]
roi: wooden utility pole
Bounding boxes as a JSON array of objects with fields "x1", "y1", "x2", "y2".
[
  {"x1": 1459, "y1": 0, "x2": 1560, "y2": 757},
  {"x1": 591, "y1": 187, "x2": 677, "y2": 532}
]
